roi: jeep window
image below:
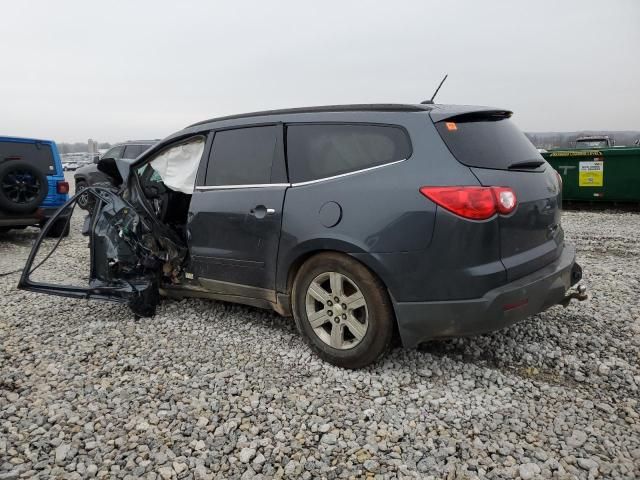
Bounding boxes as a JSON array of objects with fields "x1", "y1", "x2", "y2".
[
  {"x1": 205, "y1": 126, "x2": 279, "y2": 186},
  {"x1": 123, "y1": 144, "x2": 148, "y2": 159},
  {"x1": 286, "y1": 124, "x2": 411, "y2": 183},
  {"x1": 0, "y1": 141, "x2": 55, "y2": 174}
]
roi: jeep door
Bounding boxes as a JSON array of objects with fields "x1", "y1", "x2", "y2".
[{"x1": 187, "y1": 124, "x2": 288, "y2": 301}]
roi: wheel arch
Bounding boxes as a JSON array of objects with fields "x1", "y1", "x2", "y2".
[
  {"x1": 278, "y1": 238, "x2": 370, "y2": 293},
  {"x1": 74, "y1": 174, "x2": 88, "y2": 185},
  {"x1": 277, "y1": 239, "x2": 397, "y2": 326}
]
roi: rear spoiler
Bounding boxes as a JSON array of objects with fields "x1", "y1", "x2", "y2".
[{"x1": 429, "y1": 105, "x2": 513, "y2": 123}]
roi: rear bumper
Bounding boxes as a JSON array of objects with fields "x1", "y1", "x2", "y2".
[
  {"x1": 0, "y1": 206, "x2": 69, "y2": 228},
  {"x1": 393, "y1": 244, "x2": 580, "y2": 348}
]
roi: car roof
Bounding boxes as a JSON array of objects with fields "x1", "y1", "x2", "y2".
[
  {"x1": 187, "y1": 104, "x2": 433, "y2": 128},
  {"x1": 186, "y1": 103, "x2": 513, "y2": 129},
  {"x1": 0, "y1": 135, "x2": 55, "y2": 145},
  {"x1": 113, "y1": 140, "x2": 158, "y2": 146},
  {"x1": 140, "y1": 103, "x2": 513, "y2": 164}
]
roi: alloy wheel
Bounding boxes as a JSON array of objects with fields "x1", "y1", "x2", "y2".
[
  {"x1": 1, "y1": 169, "x2": 42, "y2": 205},
  {"x1": 305, "y1": 271, "x2": 369, "y2": 350},
  {"x1": 77, "y1": 187, "x2": 90, "y2": 208}
]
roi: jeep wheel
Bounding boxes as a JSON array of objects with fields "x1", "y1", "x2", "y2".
[
  {"x1": 0, "y1": 162, "x2": 48, "y2": 214},
  {"x1": 292, "y1": 252, "x2": 394, "y2": 369}
]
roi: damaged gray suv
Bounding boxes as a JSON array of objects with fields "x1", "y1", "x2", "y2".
[{"x1": 20, "y1": 104, "x2": 586, "y2": 368}]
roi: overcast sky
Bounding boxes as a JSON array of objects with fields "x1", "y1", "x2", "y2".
[{"x1": 1, "y1": 0, "x2": 639, "y2": 143}]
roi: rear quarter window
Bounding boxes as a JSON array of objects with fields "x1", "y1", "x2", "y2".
[
  {"x1": 286, "y1": 124, "x2": 412, "y2": 183},
  {"x1": 434, "y1": 116, "x2": 542, "y2": 170},
  {"x1": 0, "y1": 141, "x2": 55, "y2": 174}
]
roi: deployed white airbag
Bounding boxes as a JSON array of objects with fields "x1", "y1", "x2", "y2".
[{"x1": 149, "y1": 137, "x2": 205, "y2": 194}]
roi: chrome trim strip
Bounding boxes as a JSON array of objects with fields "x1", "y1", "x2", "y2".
[
  {"x1": 196, "y1": 183, "x2": 289, "y2": 191},
  {"x1": 194, "y1": 158, "x2": 406, "y2": 190},
  {"x1": 290, "y1": 159, "x2": 406, "y2": 187}
]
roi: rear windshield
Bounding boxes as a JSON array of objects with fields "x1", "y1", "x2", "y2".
[
  {"x1": 434, "y1": 115, "x2": 542, "y2": 170},
  {"x1": 0, "y1": 141, "x2": 55, "y2": 174}
]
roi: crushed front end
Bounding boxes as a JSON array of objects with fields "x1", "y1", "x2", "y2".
[{"x1": 19, "y1": 186, "x2": 187, "y2": 317}]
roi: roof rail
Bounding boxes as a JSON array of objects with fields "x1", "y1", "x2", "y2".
[{"x1": 187, "y1": 103, "x2": 431, "y2": 128}]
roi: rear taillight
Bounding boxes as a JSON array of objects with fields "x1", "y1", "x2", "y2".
[
  {"x1": 57, "y1": 181, "x2": 69, "y2": 194},
  {"x1": 419, "y1": 186, "x2": 517, "y2": 220}
]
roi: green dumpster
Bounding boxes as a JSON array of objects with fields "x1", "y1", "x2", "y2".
[{"x1": 541, "y1": 147, "x2": 640, "y2": 202}]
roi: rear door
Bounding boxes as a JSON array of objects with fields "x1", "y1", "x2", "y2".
[
  {"x1": 433, "y1": 111, "x2": 563, "y2": 281},
  {"x1": 187, "y1": 124, "x2": 288, "y2": 300}
]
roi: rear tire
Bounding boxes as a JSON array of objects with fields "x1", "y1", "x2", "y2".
[{"x1": 292, "y1": 252, "x2": 394, "y2": 369}]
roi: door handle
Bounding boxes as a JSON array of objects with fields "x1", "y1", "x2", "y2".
[{"x1": 250, "y1": 205, "x2": 276, "y2": 219}]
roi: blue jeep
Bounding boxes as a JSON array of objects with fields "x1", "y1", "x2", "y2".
[{"x1": 0, "y1": 136, "x2": 70, "y2": 236}]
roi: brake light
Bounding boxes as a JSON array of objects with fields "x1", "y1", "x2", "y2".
[
  {"x1": 57, "y1": 181, "x2": 69, "y2": 194},
  {"x1": 419, "y1": 186, "x2": 517, "y2": 220}
]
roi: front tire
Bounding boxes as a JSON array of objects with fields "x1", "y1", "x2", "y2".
[
  {"x1": 292, "y1": 252, "x2": 394, "y2": 369},
  {"x1": 75, "y1": 181, "x2": 94, "y2": 211}
]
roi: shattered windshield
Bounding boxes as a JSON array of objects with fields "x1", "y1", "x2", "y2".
[{"x1": 146, "y1": 136, "x2": 205, "y2": 194}]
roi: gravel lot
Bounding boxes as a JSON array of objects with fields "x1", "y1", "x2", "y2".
[{"x1": 1, "y1": 206, "x2": 639, "y2": 479}]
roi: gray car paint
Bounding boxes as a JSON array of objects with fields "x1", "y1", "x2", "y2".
[{"x1": 19, "y1": 104, "x2": 580, "y2": 347}]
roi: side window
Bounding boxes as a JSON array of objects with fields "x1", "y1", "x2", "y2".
[
  {"x1": 205, "y1": 126, "x2": 280, "y2": 186},
  {"x1": 122, "y1": 144, "x2": 147, "y2": 159},
  {"x1": 103, "y1": 145, "x2": 124, "y2": 160},
  {"x1": 286, "y1": 124, "x2": 412, "y2": 183}
]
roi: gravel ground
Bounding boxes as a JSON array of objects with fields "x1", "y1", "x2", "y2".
[{"x1": 1, "y1": 207, "x2": 639, "y2": 480}]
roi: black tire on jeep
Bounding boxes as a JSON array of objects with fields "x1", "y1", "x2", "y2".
[
  {"x1": 0, "y1": 161, "x2": 48, "y2": 214},
  {"x1": 292, "y1": 252, "x2": 395, "y2": 369}
]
